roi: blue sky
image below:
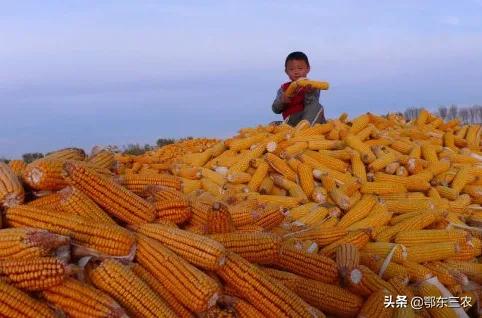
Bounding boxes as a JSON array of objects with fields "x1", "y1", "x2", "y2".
[{"x1": 2, "y1": 1, "x2": 482, "y2": 158}]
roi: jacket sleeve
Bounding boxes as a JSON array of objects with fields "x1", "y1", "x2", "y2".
[
  {"x1": 272, "y1": 88, "x2": 286, "y2": 114},
  {"x1": 301, "y1": 89, "x2": 325, "y2": 124}
]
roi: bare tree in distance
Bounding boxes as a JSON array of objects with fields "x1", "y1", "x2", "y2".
[
  {"x1": 404, "y1": 107, "x2": 423, "y2": 121},
  {"x1": 448, "y1": 105, "x2": 458, "y2": 120},
  {"x1": 437, "y1": 106, "x2": 448, "y2": 120}
]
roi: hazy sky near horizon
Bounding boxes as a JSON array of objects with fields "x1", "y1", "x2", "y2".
[{"x1": 2, "y1": 0, "x2": 482, "y2": 158}]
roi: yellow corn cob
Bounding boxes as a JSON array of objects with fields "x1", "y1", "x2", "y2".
[
  {"x1": 206, "y1": 201, "x2": 236, "y2": 234},
  {"x1": 209, "y1": 231, "x2": 281, "y2": 264},
  {"x1": 344, "y1": 134, "x2": 376, "y2": 163},
  {"x1": 226, "y1": 171, "x2": 252, "y2": 184},
  {"x1": 279, "y1": 142, "x2": 308, "y2": 159},
  {"x1": 154, "y1": 199, "x2": 192, "y2": 224},
  {"x1": 390, "y1": 140, "x2": 413, "y2": 154},
  {"x1": 337, "y1": 194, "x2": 377, "y2": 228},
  {"x1": 8, "y1": 159, "x2": 27, "y2": 176},
  {"x1": 284, "y1": 79, "x2": 329, "y2": 96},
  {"x1": 200, "y1": 167, "x2": 226, "y2": 186},
  {"x1": 360, "y1": 242, "x2": 408, "y2": 263},
  {"x1": 444, "y1": 260, "x2": 482, "y2": 284},
  {"x1": 329, "y1": 187, "x2": 352, "y2": 210},
  {"x1": 215, "y1": 252, "x2": 322, "y2": 318},
  {"x1": 228, "y1": 143, "x2": 266, "y2": 173},
  {"x1": 465, "y1": 124, "x2": 480, "y2": 149},
  {"x1": 307, "y1": 139, "x2": 344, "y2": 150},
  {"x1": 310, "y1": 186, "x2": 327, "y2": 203},
  {"x1": 88, "y1": 149, "x2": 115, "y2": 170},
  {"x1": 0, "y1": 162, "x2": 24, "y2": 207},
  {"x1": 350, "y1": 150, "x2": 367, "y2": 183},
  {"x1": 347, "y1": 203, "x2": 392, "y2": 231},
  {"x1": 297, "y1": 163, "x2": 315, "y2": 197},
  {"x1": 64, "y1": 161, "x2": 156, "y2": 224},
  {"x1": 274, "y1": 243, "x2": 338, "y2": 283},
  {"x1": 375, "y1": 210, "x2": 444, "y2": 242},
  {"x1": 284, "y1": 226, "x2": 347, "y2": 246},
  {"x1": 436, "y1": 185, "x2": 459, "y2": 200},
  {"x1": 132, "y1": 263, "x2": 194, "y2": 318},
  {"x1": 335, "y1": 243, "x2": 360, "y2": 278},
  {"x1": 304, "y1": 149, "x2": 348, "y2": 172},
  {"x1": 416, "y1": 281, "x2": 459, "y2": 318},
  {"x1": 218, "y1": 295, "x2": 265, "y2": 318},
  {"x1": 369, "y1": 152, "x2": 398, "y2": 172},
  {"x1": 42, "y1": 278, "x2": 127, "y2": 318},
  {"x1": 451, "y1": 165, "x2": 474, "y2": 192},
  {"x1": 400, "y1": 261, "x2": 434, "y2": 282},
  {"x1": 59, "y1": 186, "x2": 115, "y2": 224},
  {"x1": 384, "y1": 197, "x2": 435, "y2": 213},
  {"x1": 404, "y1": 242, "x2": 459, "y2": 263},
  {"x1": 292, "y1": 205, "x2": 329, "y2": 227},
  {"x1": 361, "y1": 181, "x2": 407, "y2": 195},
  {"x1": 247, "y1": 160, "x2": 269, "y2": 192},
  {"x1": 250, "y1": 194, "x2": 301, "y2": 208},
  {"x1": 252, "y1": 203, "x2": 287, "y2": 229},
  {"x1": 6, "y1": 205, "x2": 135, "y2": 256},
  {"x1": 45, "y1": 147, "x2": 86, "y2": 160},
  {"x1": 88, "y1": 259, "x2": 176, "y2": 317},
  {"x1": 26, "y1": 192, "x2": 65, "y2": 212},
  {"x1": 136, "y1": 223, "x2": 226, "y2": 270},
  {"x1": 258, "y1": 176, "x2": 274, "y2": 194},
  {"x1": 22, "y1": 159, "x2": 67, "y2": 189},
  {"x1": 271, "y1": 174, "x2": 308, "y2": 202},
  {"x1": 118, "y1": 172, "x2": 182, "y2": 193},
  {"x1": 268, "y1": 267, "x2": 364, "y2": 318},
  {"x1": 394, "y1": 229, "x2": 469, "y2": 246},
  {"x1": 0, "y1": 228, "x2": 69, "y2": 259},
  {"x1": 181, "y1": 178, "x2": 202, "y2": 193},
  {"x1": 303, "y1": 155, "x2": 354, "y2": 184},
  {"x1": 0, "y1": 279, "x2": 55, "y2": 318},
  {"x1": 358, "y1": 289, "x2": 394, "y2": 318},
  {"x1": 422, "y1": 262, "x2": 460, "y2": 287},
  {"x1": 136, "y1": 235, "x2": 220, "y2": 313},
  {"x1": 360, "y1": 254, "x2": 409, "y2": 280},
  {"x1": 264, "y1": 153, "x2": 297, "y2": 181},
  {"x1": 345, "y1": 265, "x2": 395, "y2": 297},
  {"x1": 0, "y1": 256, "x2": 71, "y2": 291},
  {"x1": 321, "y1": 230, "x2": 371, "y2": 257}
]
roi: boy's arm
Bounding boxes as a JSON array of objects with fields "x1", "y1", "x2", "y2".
[
  {"x1": 272, "y1": 88, "x2": 286, "y2": 114},
  {"x1": 302, "y1": 89, "x2": 326, "y2": 124}
]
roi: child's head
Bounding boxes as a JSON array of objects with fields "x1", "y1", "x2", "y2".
[{"x1": 284, "y1": 51, "x2": 310, "y2": 81}]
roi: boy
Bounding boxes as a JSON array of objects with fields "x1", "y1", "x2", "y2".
[{"x1": 271, "y1": 51, "x2": 326, "y2": 126}]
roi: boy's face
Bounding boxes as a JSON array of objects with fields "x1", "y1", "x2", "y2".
[{"x1": 285, "y1": 59, "x2": 310, "y2": 81}]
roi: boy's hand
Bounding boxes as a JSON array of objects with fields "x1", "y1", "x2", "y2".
[{"x1": 281, "y1": 93, "x2": 291, "y2": 104}]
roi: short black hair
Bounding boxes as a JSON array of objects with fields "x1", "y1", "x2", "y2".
[{"x1": 285, "y1": 51, "x2": 310, "y2": 68}]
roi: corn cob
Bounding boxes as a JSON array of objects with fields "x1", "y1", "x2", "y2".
[
  {"x1": 118, "y1": 172, "x2": 182, "y2": 193},
  {"x1": 218, "y1": 295, "x2": 265, "y2": 318},
  {"x1": 304, "y1": 149, "x2": 348, "y2": 172},
  {"x1": 374, "y1": 210, "x2": 444, "y2": 242},
  {"x1": 394, "y1": 229, "x2": 469, "y2": 246},
  {"x1": 274, "y1": 243, "x2": 338, "y2": 283},
  {"x1": 264, "y1": 153, "x2": 297, "y2": 181},
  {"x1": 154, "y1": 199, "x2": 192, "y2": 224},
  {"x1": 284, "y1": 79, "x2": 329, "y2": 97},
  {"x1": 135, "y1": 234, "x2": 220, "y2": 313},
  {"x1": 88, "y1": 149, "x2": 115, "y2": 170},
  {"x1": 404, "y1": 242, "x2": 459, "y2": 263},
  {"x1": 64, "y1": 161, "x2": 156, "y2": 224},
  {"x1": 444, "y1": 260, "x2": 482, "y2": 284},
  {"x1": 253, "y1": 203, "x2": 287, "y2": 229},
  {"x1": 401, "y1": 261, "x2": 434, "y2": 282},
  {"x1": 322, "y1": 230, "x2": 371, "y2": 257},
  {"x1": 45, "y1": 147, "x2": 86, "y2": 160},
  {"x1": 0, "y1": 228, "x2": 69, "y2": 259},
  {"x1": 0, "y1": 256, "x2": 71, "y2": 291},
  {"x1": 347, "y1": 203, "x2": 392, "y2": 231},
  {"x1": 272, "y1": 174, "x2": 308, "y2": 201},
  {"x1": 59, "y1": 186, "x2": 115, "y2": 224},
  {"x1": 0, "y1": 162, "x2": 24, "y2": 207},
  {"x1": 8, "y1": 159, "x2": 27, "y2": 176},
  {"x1": 206, "y1": 201, "x2": 236, "y2": 233},
  {"x1": 284, "y1": 226, "x2": 347, "y2": 246},
  {"x1": 297, "y1": 162, "x2": 315, "y2": 197},
  {"x1": 345, "y1": 265, "x2": 395, "y2": 297},
  {"x1": 360, "y1": 242, "x2": 408, "y2": 263},
  {"x1": 358, "y1": 289, "x2": 395, "y2": 318},
  {"x1": 422, "y1": 262, "x2": 461, "y2": 287},
  {"x1": 6, "y1": 205, "x2": 135, "y2": 256},
  {"x1": 0, "y1": 279, "x2": 55, "y2": 318},
  {"x1": 350, "y1": 150, "x2": 367, "y2": 183},
  {"x1": 360, "y1": 181, "x2": 407, "y2": 195},
  {"x1": 209, "y1": 231, "x2": 281, "y2": 264},
  {"x1": 42, "y1": 278, "x2": 127, "y2": 318},
  {"x1": 416, "y1": 280, "x2": 459, "y2": 318},
  {"x1": 335, "y1": 243, "x2": 360, "y2": 278},
  {"x1": 132, "y1": 263, "x2": 194, "y2": 318},
  {"x1": 360, "y1": 254, "x2": 409, "y2": 280},
  {"x1": 337, "y1": 194, "x2": 377, "y2": 228},
  {"x1": 344, "y1": 134, "x2": 376, "y2": 163},
  {"x1": 135, "y1": 223, "x2": 226, "y2": 270},
  {"x1": 215, "y1": 252, "x2": 322, "y2": 318},
  {"x1": 88, "y1": 258, "x2": 176, "y2": 317},
  {"x1": 26, "y1": 191, "x2": 65, "y2": 212},
  {"x1": 247, "y1": 160, "x2": 269, "y2": 192}
]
